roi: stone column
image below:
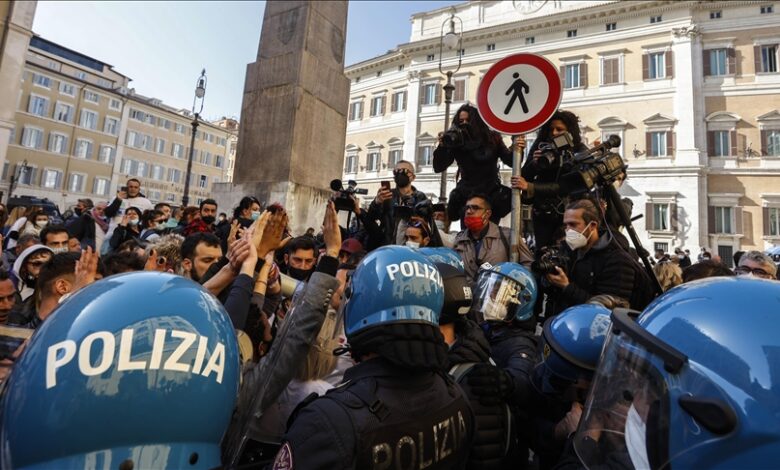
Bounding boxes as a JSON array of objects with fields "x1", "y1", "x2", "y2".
[
  {"x1": 213, "y1": 1, "x2": 349, "y2": 234},
  {"x1": 402, "y1": 70, "x2": 421, "y2": 163}
]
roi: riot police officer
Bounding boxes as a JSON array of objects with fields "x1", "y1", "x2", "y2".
[{"x1": 272, "y1": 246, "x2": 475, "y2": 469}]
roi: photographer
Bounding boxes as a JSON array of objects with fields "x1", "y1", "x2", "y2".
[
  {"x1": 434, "y1": 104, "x2": 523, "y2": 223},
  {"x1": 367, "y1": 160, "x2": 428, "y2": 245},
  {"x1": 544, "y1": 199, "x2": 642, "y2": 316},
  {"x1": 511, "y1": 110, "x2": 587, "y2": 253}
]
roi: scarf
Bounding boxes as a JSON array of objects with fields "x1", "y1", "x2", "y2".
[{"x1": 90, "y1": 208, "x2": 109, "y2": 233}]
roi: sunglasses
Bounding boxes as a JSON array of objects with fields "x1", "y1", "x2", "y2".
[
  {"x1": 408, "y1": 219, "x2": 430, "y2": 237},
  {"x1": 27, "y1": 261, "x2": 47, "y2": 267}
]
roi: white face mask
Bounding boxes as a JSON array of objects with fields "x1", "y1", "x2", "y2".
[
  {"x1": 406, "y1": 241, "x2": 420, "y2": 249},
  {"x1": 624, "y1": 404, "x2": 650, "y2": 470},
  {"x1": 435, "y1": 220, "x2": 446, "y2": 231},
  {"x1": 565, "y1": 223, "x2": 592, "y2": 250},
  {"x1": 36, "y1": 220, "x2": 48, "y2": 228},
  {"x1": 51, "y1": 247, "x2": 68, "y2": 255}
]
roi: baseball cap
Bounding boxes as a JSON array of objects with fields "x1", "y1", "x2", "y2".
[{"x1": 340, "y1": 238, "x2": 364, "y2": 255}]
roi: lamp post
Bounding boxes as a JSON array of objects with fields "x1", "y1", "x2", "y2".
[
  {"x1": 437, "y1": 12, "x2": 463, "y2": 202},
  {"x1": 182, "y1": 69, "x2": 207, "y2": 207},
  {"x1": 7, "y1": 159, "x2": 30, "y2": 203}
]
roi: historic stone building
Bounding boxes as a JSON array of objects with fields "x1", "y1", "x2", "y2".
[{"x1": 342, "y1": 0, "x2": 780, "y2": 264}]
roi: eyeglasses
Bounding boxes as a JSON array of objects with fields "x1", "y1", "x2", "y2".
[
  {"x1": 735, "y1": 266, "x2": 773, "y2": 278},
  {"x1": 464, "y1": 204, "x2": 485, "y2": 212}
]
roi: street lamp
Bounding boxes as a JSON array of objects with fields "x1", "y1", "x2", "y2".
[
  {"x1": 437, "y1": 12, "x2": 463, "y2": 203},
  {"x1": 182, "y1": 69, "x2": 207, "y2": 207}
]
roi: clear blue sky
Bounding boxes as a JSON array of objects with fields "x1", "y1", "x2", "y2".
[{"x1": 32, "y1": 1, "x2": 459, "y2": 121}]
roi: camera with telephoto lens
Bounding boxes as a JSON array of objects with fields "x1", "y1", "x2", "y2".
[
  {"x1": 570, "y1": 135, "x2": 626, "y2": 190},
  {"x1": 330, "y1": 179, "x2": 368, "y2": 212},
  {"x1": 441, "y1": 125, "x2": 465, "y2": 148},
  {"x1": 532, "y1": 247, "x2": 570, "y2": 276},
  {"x1": 394, "y1": 198, "x2": 433, "y2": 220},
  {"x1": 536, "y1": 132, "x2": 575, "y2": 170}
]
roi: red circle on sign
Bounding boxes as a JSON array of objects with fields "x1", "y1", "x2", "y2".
[{"x1": 477, "y1": 53, "x2": 562, "y2": 135}]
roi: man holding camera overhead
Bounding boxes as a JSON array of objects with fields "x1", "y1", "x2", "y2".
[{"x1": 368, "y1": 160, "x2": 428, "y2": 245}]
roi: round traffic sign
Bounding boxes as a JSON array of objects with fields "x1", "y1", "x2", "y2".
[{"x1": 476, "y1": 53, "x2": 562, "y2": 135}]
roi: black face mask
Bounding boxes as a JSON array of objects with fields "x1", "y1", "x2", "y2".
[
  {"x1": 24, "y1": 274, "x2": 37, "y2": 288},
  {"x1": 393, "y1": 171, "x2": 411, "y2": 188},
  {"x1": 201, "y1": 216, "x2": 216, "y2": 225},
  {"x1": 288, "y1": 266, "x2": 314, "y2": 282},
  {"x1": 74, "y1": 208, "x2": 83, "y2": 216}
]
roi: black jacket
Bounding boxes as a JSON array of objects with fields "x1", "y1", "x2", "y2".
[
  {"x1": 66, "y1": 214, "x2": 104, "y2": 249},
  {"x1": 433, "y1": 132, "x2": 512, "y2": 190},
  {"x1": 277, "y1": 357, "x2": 475, "y2": 469},
  {"x1": 108, "y1": 225, "x2": 141, "y2": 251},
  {"x1": 521, "y1": 141, "x2": 588, "y2": 215},
  {"x1": 367, "y1": 186, "x2": 428, "y2": 245}
]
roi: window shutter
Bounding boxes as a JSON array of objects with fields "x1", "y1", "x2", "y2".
[
  {"x1": 348, "y1": 104, "x2": 354, "y2": 120},
  {"x1": 670, "y1": 203, "x2": 678, "y2": 232},
  {"x1": 730, "y1": 130, "x2": 737, "y2": 157},
  {"x1": 31, "y1": 168, "x2": 39, "y2": 187},
  {"x1": 645, "y1": 203, "x2": 654, "y2": 230},
  {"x1": 580, "y1": 62, "x2": 588, "y2": 88},
  {"x1": 735, "y1": 207, "x2": 743, "y2": 234},
  {"x1": 761, "y1": 129, "x2": 768, "y2": 155},
  {"x1": 665, "y1": 51, "x2": 674, "y2": 78},
  {"x1": 402, "y1": 91, "x2": 407, "y2": 110},
  {"x1": 727, "y1": 48, "x2": 736, "y2": 75},
  {"x1": 708, "y1": 206, "x2": 716, "y2": 233},
  {"x1": 754, "y1": 45, "x2": 762, "y2": 73},
  {"x1": 358, "y1": 101, "x2": 363, "y2": 120},
  {"x1": 380, "y1": 95, "x2": 386, "y2": 115},
  {"x1": 763, "y1": 207, "x2": 771, "y2": 236},
  {"x1": 559, "y1": 65, "x2": 566, "y2": 82},
  {"x1": 707, "y1": 131, "x2": 715, "y2": 156},
  {"x1": 435, "y1": 83, "x2": 442, "y2": 104},
  {"x1": 419, "y1": 84, "x2": 425, "y2": 105},
  {"x1": 642, "y1": 54, "x2": 649, "y2": 80},
  {"x1": 703, "y1": 50, "x2": 711, "y2": 76},
  {"x1": 454, "y1": 80, "x2": 465, "y2": 101},
  {"x1": 666, "y1": 131, "x2": 675, "y2": 157},
  {"x1": 646, "y1": 132, "x2": 652, "y2": 156}
]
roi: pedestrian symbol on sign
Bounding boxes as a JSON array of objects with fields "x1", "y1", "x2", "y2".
[{"x1": 504, "y1": 72, "x2": 530, "y2": 115}]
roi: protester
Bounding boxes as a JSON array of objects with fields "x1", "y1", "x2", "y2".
[
  {"x1": 403, "y1": 216, "x2": 432, "y2": 248},
  {"x1": 39, "y1": 225, "x2": 69, "y2": 254},
  {"x1": 21, "y1": 210, "x2": 49, "y2": 238},
  {"x1": 67, "y1": 201, "x2": 109, "y2": 252},
  {"x1": 682, "y1": 259, "x2": 734, "y2": 283},
  {"x1": 181, "y1": 199, "x2": 218, "y2": 236},
  {"x1": 138, "y1": 209, "x2": 166, "y2": 243},
  {"x1": 735, "y1": 250, "x2": 777, "y2": 280},
  {"x1": 368, "y1": 160, "x2": 428, "y2": 245},
  {"x1": 11, "y1": 244, "x2": 52, "y2": 303},
  {"x1": 0, "y1": 270, "x2": 16, "y2": 324},
  {"x1": 337, "y1": 238, "x2": 363, "y2": 266},
  {"x1": 65, "y1": 198, "x2": 93, "y2": 226},
  {"x1": 283, "y1": 236, "x2": 317, "y2": 282},
  {"x1": 108, "y1": 207, "x2": 143, "y2": 252},
  {"x1": 181, "y1": 233, "x2": 223, "y2": 283},
  {"x1": 653, "y1": 260, "x2": 683, "y2": 292},
  {"x1": 103, "y1": 178, "x2": 154, "y2": 229}
]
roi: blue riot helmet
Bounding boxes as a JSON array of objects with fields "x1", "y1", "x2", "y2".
[
  {"x1": 1, "y1": 272, "x2": 240, "y2": 470},
  {"x1": 343, "y1": 246, "x2": 446, "y2": 369},
  {"x1": 574, "y1": 278, "x2": 780, "y2": 469},
  {"x1": 533, "y1": 303, "x2": 612, "y2": 397},
  {"x1": 434, "y1": 262, "x2": 472, "y2": 325},
  {"x1": 418, "y1": 247, "x2": 465, "y2": 273},
  {"x1": 472, "y1": 262, "x2": 537, "y2": 322}
]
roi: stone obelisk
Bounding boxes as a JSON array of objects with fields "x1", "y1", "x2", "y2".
[{"x1": 214, "y1": 1, "x2": 349, "y2": 233}]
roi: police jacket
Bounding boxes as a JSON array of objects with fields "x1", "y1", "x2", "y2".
[
  {"x1": 367, "y1": 186, "x2": 428, "y2": 245},
  {"x1": 556, "y1": 233, "x2": 635, "y2": 314},
  {"x1": 277, "y1": 357, "x2": 475, "y2": 470},
  {"x1": 484, "y1": 323, "x2": 537, "y2": 405},
  {"x1": 447, "y1": 319, "x2": 514, "y2": 470},
  {"x1": 433, "y1": 133, "x2": 512, "y2": 190}
]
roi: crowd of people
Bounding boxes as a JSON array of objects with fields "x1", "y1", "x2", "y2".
[{"x1": 1, "y1": 107, "x2": 778, "y2": 470}]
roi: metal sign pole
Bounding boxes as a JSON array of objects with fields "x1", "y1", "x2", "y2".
[{"x1": 510, "y1": 138, "x2": 522, "y2": 262}]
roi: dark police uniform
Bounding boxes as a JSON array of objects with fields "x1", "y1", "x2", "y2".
[{"x1": 273, "y1": 357, "x2": 475, "y2": 469}]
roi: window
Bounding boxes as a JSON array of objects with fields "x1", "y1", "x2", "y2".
[
  {"x1": 167, "y1": 168, "x2": 182, "y2": 183},
  {"x1": 418, "y1": 145, "x2": 433, "y2": 166},
  {"x1": 367, "y1": 152, "x2": 380, "y2": 171},
  {"x1": 202, "y1": 151, "x2": 211, "y2": 166},
  {"x1": 707, "y1": 48, "x2": 728, "y2": 76},
  {"x1": 215, "y1": 155, "x2": 224, "y2": 168},
  {"x1": 142, "y1": 134, "x2": 153, "y2": 151},
  {"x1": 32, "y1": 73, "x2": 51, "y2": 88},
  {"x1": 376, "y1": 71, "x2": 382, "y2": 78},
  {"x1": 426, "y1": 54, "x2": 435, "y2": 62},
  {"x1": 67, "y1": 173, "x2": 86, "y2": 192},
  {"x1": 151, "y1": 164, "x2": 165, "y2": 180},
  {"x1": 42, "y1": 169, "x2": 63, "y2": 189},
  {"x1": 21, "y1": 127, "x2": 43, "y2": 149},
  {"x1": 83, "y1": 90, "x2": 99, "y2": 103},
  {"x1": 714, "y1": 206, "x2": 734, "y2": 233},
  {"x1": 457, "y1": 49, "x2": 466, "y2": 57},
  {"x1": 391, "y1": 91, "x2": 407, "y2": 112},
  {"x1": 97, "y1": 78, "x2": 112, "y2": 88},
  {"x1": 710, "y1": 130, "x2": 731, "y2": 157},
  {"x1": 59, "y1": 82, "x2": 75, "y2": 96},
  {"x1": 602, "y1": 57, "x2": 621, "y2": 85},
  {"x1": 130, "y1": 109, "x2": 145, "y2": 122},
  {"x1": 171, "y1": 143, "x2": 184, "y2": 158},
  {"x1": 109, "y1": 98, "x2": 121, "y2": 110},
  {"x1": 175, "y1": 123, "x2": 186, "y2": 134},
  {"x1": 647, "y1": 52, "x2": 667, "y2": 79},
  {"x1": 422, "y1": 83, "x2": 438, "y2": 105},
  {"x1": 48, "y1": 133, "x2": 68, "y2": 155},
  {"x1": 606, "y1": 22, "x2": 617, "y2": 31},
  {"x1": 761, "y1": 5, "x2": 774, "y2": 14},
  {"x1": 93, "y1": 178, "x2": 110, "y2": 196},
  {"x1": 768, "y1": 207, "x2": 780, "y2": 236},
  {"x1": 104, "y1": 117, "x2": 119, "y2": 136},
  {"x1": 648, "y1": 131, "x2": 667, "y2": 157},
  {"x1": 54, "y1": 102, "x2": 74, "y2": 123},
  {"x1": 135, "y1": 161, "x2": 148, "y2": 178},
  {"x1": 155, "y1": 138, "x2": 166, "y2": 154},
  {"x1": 28, "y1": 95, "x2": 49, "y2": 117},
  {"x1": 487, "y1": 43, "x2": 496, "y2": 51},
  {"x1": 453, "y1": 78, "x2": 466, "y2": 101},
  {"x1": 398, "y1": 65, "x2": 404, "y2": 72},
  {"x1": 710, "y1": 10, "x2": 722, "y2": 19},
  {"x1": 96, "y1": 145, "x2": 113, "y2": 163},
  {"x1": 75, "y1": 71, "x2": 87, "y2": 80},
  {"x1": 388, "y1": 149, "x2": 402, "y2": 166},
  {"x1": 567, "y1": 29, "x2": 577, "y2": 38},
  {"x1": 563, "y1": 64, "x2": 581, "y2": 89},
  {"x1": 650, "y1": 15, "x2": 662, "y2": 23},
  {"x1": 762, "y1": 129, "x2": 780, "y2": 156},
  {"x1": 166, "y1": 193, "x2": 176, "y2": 203},
  {"x1": 759, "y1": 45, "x2": 778, "y2": 73},
  {"x1": 652, "y1": 203, "x2": 669, "y2": 231},
  {"x1": 120, "y1": 158, "x2": 133, "y2": 174},
  {"x1": 125, "y1": 130, "x2": 137, "y2": 147},
  {"x1": 344, "y1": 153, "x2": 357, "y2": 174},
  {"x1": 79, "y1": 109, "x2": 98, "y2": 130},
  {"x1": 348, "y1": 101, "x2": 363, "y2": 121},
  {"x1": 370, "y1": 95, "x2": 384, "y2": 117},
  {"x1": 654, "y1": 242, "x2": 669, "y2": 253},
  {"x1": 199, "y1": 175, "x2": 208, "y2": 189},
  {"x1": 525, "y1": 37, "x2": 535, "y2": 45},
  {"x1": 74, "y1": 139, "x2": 93, "y2": 159},
  {"x1": 18, "y1": 165, "x2": 37, "y2": 185}
]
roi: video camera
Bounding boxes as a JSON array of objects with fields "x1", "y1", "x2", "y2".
[
  {"x1": 536, "y1": 132, "x2": 575, "y2": 169},
  {"x1": 570, "y1": 135, "x2": 626, "y2": 190},
  {"x1": 532, "y1": 247, "x2": 570, "y2": 276},
  {"x1": 394, "y1": 198, "x2": 433, "y2": 220},
  {"x1": 330, "y1": 179, "x2": 368, "y2": 212}
]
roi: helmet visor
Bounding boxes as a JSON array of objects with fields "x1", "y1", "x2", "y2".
[
  {"x1": 573, "y1": 326, "x2": 670, "y2": 469},
  {"x1": 473, "y1": 271, "x2": 524, "y2": 323}
]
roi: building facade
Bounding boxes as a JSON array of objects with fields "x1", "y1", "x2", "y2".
[
  {"x1": 2, "y1": 35, "x2": 237, "y2": 211},
  {"x1": 342, "y1": 0, "x2": 780, "y2": 265}
]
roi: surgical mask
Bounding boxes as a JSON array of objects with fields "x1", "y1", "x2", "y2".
[
  {"x1": 406, "y1": 241, "x2": 420, "y2": 249},
  {"x1": 165, "y1": 218, "x2": 179, "y2": 228},
  {"x1": 463, "y1": 215, "x2": 486, "y2": 233},
  {"x1": 251, "y1": 211, "x2": 261, "y2": 221},
  {"x1": 565, "y1": 223, "x2": 592, "y2": 250},
  {"x1": 51, "y1": 247, "x2": 68, "y2": 255},
  {"x1": 435, "y1": 220, "x2": 446, "y2": 231},
  {"x1": 36, "y1": 220, "x2": 48, "y2": 228},
  {"x1": 128, "y1": 219, "x2": 139, "y2": 226},
  {"x1": 625, "y1": 404, "x2": 650, "y2": 470}
]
